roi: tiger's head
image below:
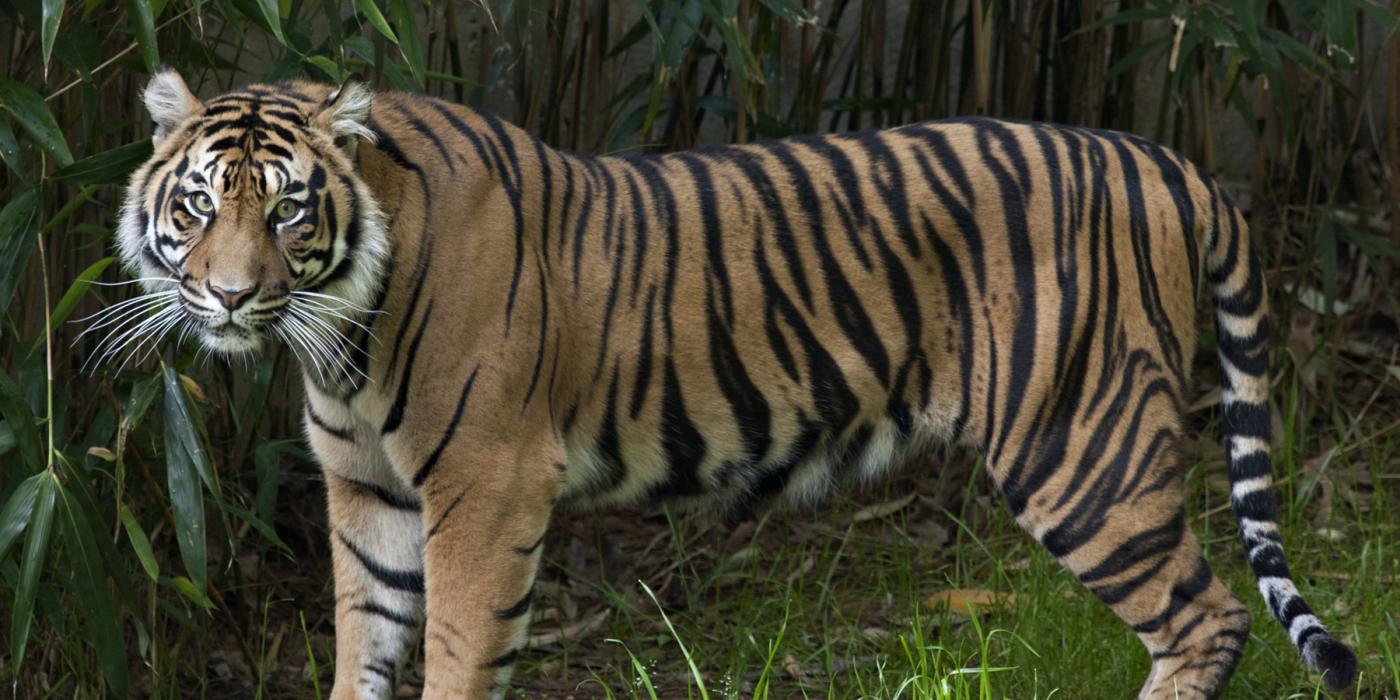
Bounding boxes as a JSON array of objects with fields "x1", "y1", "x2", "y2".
[{"x1": 113, "y1": 68, "x2": 387, "y2": 366}]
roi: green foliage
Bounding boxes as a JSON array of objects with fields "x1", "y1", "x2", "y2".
[{"x1": 0, "y1": 0, "x2": 1394, "y2": 695}]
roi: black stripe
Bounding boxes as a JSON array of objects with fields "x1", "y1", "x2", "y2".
[
  {"x1": 353, "y1": 602, "x2": 417, "y2": 628},
  {"x1": 724, "y1": 148, "x2": 815, "y2": 311},
  {"x1": 705, "y1": 275, "x2": 772, "y2": 466},
  {"x1": 1131, "y1": 555, "x2": 1214, "y2": 634},
  {"x1": 753, "y1": 227, "x2": 860, "y2": 435},
  {"x1": 678, "y1": 154, "x2": 735, "y2": 325},
  {"x1": 482, "y1": 649, "x2": 519, "y2": 669},
  {"x1": 477, "y1": 110, "x2": 529, "y2": 331},
  {"x1": 905, "y1": 125, "x2": 985, "y2": 292},
  {"x1": 306, "y1": 403, "x2": 353, "y2": 441},
  {"x1": 629, "y1": 285, "x2": 658, "y2": 418},
  {"x1": 364, "y1": 660, "x2": 395, "y2": 682},
  {"x1": 412, "y1": 367, "x2": 480, "y2": 487},
  {"x1": 520, "y1": 251, "x2": 550, "y2": 411},
  {"x1": 649, "y1": 360, "x2": 707, "y2": 499},
  {"x1": 426, "y1": 485, "x2": 470, "y2": 539},
  {"x1": 770, "y1": 143, "x2": 892, "y2": 387},
  {"x1": 1110, "y1": 138, "x2": 1184, "y2": 383},
  {"x1": 382, "y1": 301, "x2": 435, "y2": 435},
  {"x1": 513, "y1": 533, "x2": 546, "y2": 556},
  {"x1": 392, "y1": 101, "x2": 456, "y2": 173},
  {"x1": 335, "y1": 474, "x2": 421, "y2": 511},
  {"x1": 492, "y1": 589, "x2": 533, "y2": 620},
  {"x1": 592, "y1": 363, "x2": 628, "y2": 495},
  {"x1": 337, "y1": 533, "x2": 424, "y2": 594}
]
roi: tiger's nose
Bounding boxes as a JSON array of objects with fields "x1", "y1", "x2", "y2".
[{"x1": 208, "y1": 282, "x2": 257, "y2": 311}]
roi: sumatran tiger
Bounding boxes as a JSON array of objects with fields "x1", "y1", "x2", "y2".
[{"x1": 108, "y1": 67, "x2": 1356, "y2": 699}]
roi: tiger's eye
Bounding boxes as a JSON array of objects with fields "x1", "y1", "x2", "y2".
[
  {"x1": 191, "y1": 192, "x2": 214, "y2": 214},
  {"x1": 274, "y1": 199, "x2": 300, "y2": 221}
]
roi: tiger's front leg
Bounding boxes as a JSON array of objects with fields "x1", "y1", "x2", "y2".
[
  {"x1": 306, "y1": 395, "x2": 426, "y2": 700},
  {"x1": 408, "y1": 436, "x2": 560, "y2": 700}
]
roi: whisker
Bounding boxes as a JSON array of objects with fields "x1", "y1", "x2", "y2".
[
  {"x1": 288, "y1": 306, "x2": 371, "y2": 360},
  {"x1": 82, "y1": 305, "x2": 170, "y2": 371},
  {"x1": 280, "y1": 316, "x2": 329, "y2": 386},
  {"x1": 72, "y1": 290, "x2": 178, "y2": 331},
  {"x1": 98, "y1": 305, "x2": 182, "y2": 368},
  {"x1": 290, "y1": 290, "x2": 385, "y2": 315},
  {"x1": 118, "y1": 310, "x2": 185, "y2": 373},
  {"x1": 86, "y1": 303, "x2": 182, "y2": 373},
  {"x1": 81, "y1": 277, "x2": 179, "y2": 287},
  {"x1": 290, "y1": 298, "x2": 379, "y2": 338},
  {"x1": 286, "y1": 307, "x2": 372, "y2": 384}
]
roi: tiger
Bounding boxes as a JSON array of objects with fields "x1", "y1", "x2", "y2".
[{"x1": 110, "y1": 66, "x2": 1357, "y2": 699}]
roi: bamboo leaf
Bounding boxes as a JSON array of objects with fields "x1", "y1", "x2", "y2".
[
  {"x1": 51, "y1": 138, "x2": 152, "y2": 186},
  {"x1": 163, "y1": 361, "x2": 208, "y2": 591},
  {"x1": 0, "y1": 80, "x2": 73, "y2": 165},
  {"x1": 753, "y1": 0, "x2": 811, "y2": 24},
  {"x1": 41, "y1": 0, "x2": 65, "y2": 76},
  {"x1": 352, "y1": 0, "x2": 398, "y2": 44},
  {"x1": 0, "y1": 421, "x2": 13, "y2": 457},
  {"x1": 0, "y1": 118, "x2": 21, "y2": 173},
  {"x1": 119, "y1": 503, "x2": 159, "y2": 580},
  {"x1": 46, "y1": 256, "x2": 114, "y2": 334},
  {"x1": 0, "y1": 369, "x2": 42, "y2": 474},
  {"x1": 388, "y1": 0, "x2": 426, "y2": 88},
  {"x1": 0, "y1": 190, "x2": 40, "y2": 318},
  {"x1": 0, "y1": 472, "x2": 43, "y2": 563},
  {"x1": 57, "y1": 487, "x2": 128, "y2": 695},
  {"x1": 1324, "y1": 0, "x2": 1357, "y2": 65},
  {"x1": 1069, "y1": 6, "x2": 1171, "y2": 36},
  {"x1": 168, "y1": 575, "x2": 215, "y2": 609},
  {"x1": 11, "y1": 472, "x2": 56, "y2": 675},
  {"x1": 123, "y1": 372, "x2": 163, "y2": 432},
  {"x1": 256, "y1": 0, "x2": 286, "y2": 44},
  {"x1": 121, "y1": 0, "x2": 158, "y2": 71},
  {"x1": 303, "y1": 55, "x2": 343, "y2": 82}
]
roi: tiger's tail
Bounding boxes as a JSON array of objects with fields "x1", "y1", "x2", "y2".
[{"x1": 1209, "y1": 199, "x2": 1357, "y2": 690}]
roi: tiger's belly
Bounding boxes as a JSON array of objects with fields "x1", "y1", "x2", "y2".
[{"x1": 555, "y1": 349, "x2": 967, "y2": 514}]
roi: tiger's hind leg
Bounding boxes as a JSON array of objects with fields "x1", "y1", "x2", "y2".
[{"x1": 990, "y1": 402, "x2": 1250, "y2": 699}]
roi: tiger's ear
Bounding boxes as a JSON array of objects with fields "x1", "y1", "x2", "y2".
[
  {"x1": 142, "y1": 66, "x2": 201, "y2": 145},
  {"x1": 316, "y1": 81, "x2": 375, "y2": 157}
]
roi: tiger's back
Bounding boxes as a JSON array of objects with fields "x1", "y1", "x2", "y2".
[{"x1": 116, "y1": 74, "x2": 1355, "y2": 700}]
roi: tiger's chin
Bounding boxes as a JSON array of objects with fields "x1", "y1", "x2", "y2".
[{"x1": 197, "y1": 324, "x2": 265, "y2": 355}]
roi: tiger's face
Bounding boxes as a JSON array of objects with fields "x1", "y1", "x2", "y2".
[{"x1": 114, "y1": 68, "x2": 387, "y2": 361}]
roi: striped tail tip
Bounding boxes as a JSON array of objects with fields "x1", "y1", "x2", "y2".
[{"x1": 1302, "y1": 632, "x2": 1358, "y2": 691}]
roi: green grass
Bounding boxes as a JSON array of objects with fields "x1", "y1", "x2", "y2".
[{"x1": 514, "y1": 438, "x2": 1399, "y2": 700}]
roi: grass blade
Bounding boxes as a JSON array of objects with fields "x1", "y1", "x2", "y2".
[{"x1": 638, "y1": 579, "x2": 709, "y2": 700}]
